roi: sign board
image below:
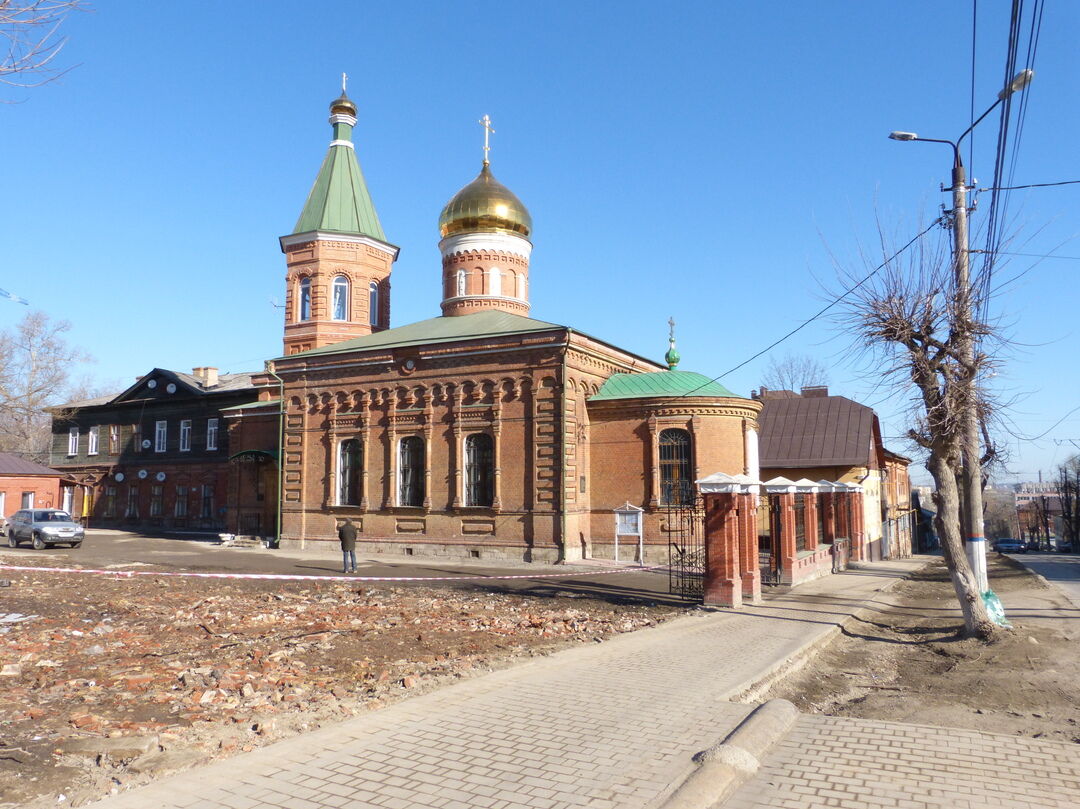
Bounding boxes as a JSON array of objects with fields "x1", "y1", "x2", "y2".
[{"x1": 613, "y1": 502, "x2": 645, "y2": 565}]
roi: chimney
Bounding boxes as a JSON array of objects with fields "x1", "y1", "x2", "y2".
[
  {"x1": 192, "y1": 367, "x2": 219, "y2": 388},
  {"x1": 801, "y1": 385, "x2": 829, "y2": 398}
]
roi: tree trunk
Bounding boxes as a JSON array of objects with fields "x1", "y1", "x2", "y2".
[{"x1": 929, "y1": 453, "x2": 997, "y2": 640}]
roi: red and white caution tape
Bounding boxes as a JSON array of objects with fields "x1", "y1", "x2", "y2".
[{"x1": 0, "y1": 563, "x2": 666, "y2": 584}]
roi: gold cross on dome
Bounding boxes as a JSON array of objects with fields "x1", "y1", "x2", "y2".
[
  {"x1": 668, "y1": 316, "x2": 676, "y2": 342},
  {"x1": 479, "y1": 114, "x2": 495, "y2": 165},
  {"x1": 341, "y1": 71, "x2": 348, "y2": 94}
]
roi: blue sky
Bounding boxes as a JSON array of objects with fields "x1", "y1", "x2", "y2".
[{"x1": 3, "y1": 1, "x2": 1077, "y2": 485}]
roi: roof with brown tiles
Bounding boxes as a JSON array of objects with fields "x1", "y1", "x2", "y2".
[
  {"x1": 0, "y1": 452, "x2": 62, "y2": 476},
  {"x1": 758, "y1": 392, "x2": 878, "y2": 468}
]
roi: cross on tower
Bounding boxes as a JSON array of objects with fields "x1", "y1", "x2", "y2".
[
  {"x1": 341, "y1": 72, "x2": 348, "y2": 94},
  {"x1": 668, "y1": 316, "x2": 676, "y2": 343},
  {"x1": 479, "y1": 114, "x2": 495, "y2": 165}
]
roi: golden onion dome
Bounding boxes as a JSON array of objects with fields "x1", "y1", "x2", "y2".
[
  {"x1": 439, "y1": 163, "x2": 532, "y2": 239},
  {"x1": 329, "y1": 92, "x2": 357, "y2": 117}
]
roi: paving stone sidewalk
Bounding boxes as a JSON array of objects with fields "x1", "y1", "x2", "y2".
[
  {"x1": 723, "y1": 714, "x2": 1080, "y2": 809},
  {"x1": 86, "y1": 558, "x2": 926, "y2": 809}
]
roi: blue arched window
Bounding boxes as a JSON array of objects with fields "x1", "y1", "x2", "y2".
[
  {"x1": 659, "y1": 428, "x2": 693, "y2": 505},
  {"x1": 298, "y1": 277, "x2": 312, "y2": 321},
  {"x1": 369, "y1": 281, "x2": 379, "y2": 326},
  {"x1": 332, "y1": 276, "x2": 349, "y2": 321}
]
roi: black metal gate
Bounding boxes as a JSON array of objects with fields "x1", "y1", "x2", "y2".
[
  {"x1": 666, "y1": 494, "x2": 705, "y2": 600},
  {"x1": 758, "y1": 494, "x2": 782, "y2": 585}
]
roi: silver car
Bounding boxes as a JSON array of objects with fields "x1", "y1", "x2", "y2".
[{"x1": 5, "y1": 509, "x2": 84, "y2": 549}]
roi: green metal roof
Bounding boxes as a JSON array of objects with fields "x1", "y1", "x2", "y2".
[
  {"x1": 590, "y1": 370, "x2": 738, "y2": 402},
  {"x1": 292, "y1": 121, "x2": 386, "y2": 241},
  {"x1": 278, "y1": 310, "x2": 567, "y2": 360}
]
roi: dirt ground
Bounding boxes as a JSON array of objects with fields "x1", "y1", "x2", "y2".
[
  {"x1": 0, "y1": 566, "x2": 685, "y2": 808},
  {"x1": 766, "y1": 554, "x2": 1080, "y2": 743}
]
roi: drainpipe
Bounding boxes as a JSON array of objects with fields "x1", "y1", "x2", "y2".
[
  {"x1": 558, "y1": 332, "x2": 571, "y2": 563},
  {"x1": 265, "y1": 361, "x2": 286, "y2": 549}
]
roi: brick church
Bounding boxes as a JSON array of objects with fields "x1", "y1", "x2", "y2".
[{"x1": 226, "y1": 88, "x2": 763, "y2": 563}]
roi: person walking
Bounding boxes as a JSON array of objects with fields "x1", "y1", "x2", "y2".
[{"x1": 338, "y1": 518, "x2": 358, "y2": 573}]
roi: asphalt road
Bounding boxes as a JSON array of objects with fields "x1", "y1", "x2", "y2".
[
  {"x1": 1008, "y1": 551, "x2": 1080, "y2": 609},
  {"x1": 0, "y1": 529, "x2": 686, "y2": 606}
]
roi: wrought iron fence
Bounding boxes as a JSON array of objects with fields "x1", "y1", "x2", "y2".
[{"x1": 666, "y1": 491, "x2": 705, "y2": 601}]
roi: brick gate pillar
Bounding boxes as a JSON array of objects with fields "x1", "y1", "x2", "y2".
[
  {"x1": 777, "y1": 492, "x2": 797, "y2": 585},
  {"x1": 738, "y1": 492, "x2": 761, "y2": 603},
  {"x1": 703, "y1": 492, "x2": 742, "y2": 608},
  {"x1": 805, "y1": 493, "x2": 820, "y2": 551}
]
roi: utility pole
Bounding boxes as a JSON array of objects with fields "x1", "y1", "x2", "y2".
[
  {"x1": 888, "y1": 67, "x2": 1033, "y2": 595},
  {"x1": 949, "y1": 159, "x2": 988, "y2": 591}
]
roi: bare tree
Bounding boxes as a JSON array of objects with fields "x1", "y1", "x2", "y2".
[
  {"x1": 0, "y1": 311, "x2": 91, "y2": 461},
  {"x1": 838, "y1": 226, "x2": 1000, "y2": 639},
  {"x1": 760, "y1": 353, "x2": 830, "y2": 393},
  {"x1": 1, "y1": 0, "x2": 85, "y2": 95},
  {"x1": 1058, "y1": 456, "x2": 1079, "y2": 550}
]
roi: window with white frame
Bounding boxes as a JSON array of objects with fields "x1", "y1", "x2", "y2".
[
  {"x1": 109, "y1": 425, "x2": 120, "y2": 454},
  {"x1": 488, "y1": 267, "x2": 501, "y2": 296},
  {"x1": 398, "y1": 436, "x2": 424, "y2": 507},
  {"x1": 298, "y1": 277, "x2": 312, "y2": 321},
  {"x1": 368, "y1": 282, "x2": 379, "y2": 326},
  {"x1": 21, "y1": 492, "x2": 34, "y2": 509},
  {"x1": 174, "y1": 485, "x2": 188, "y2": 517},
  {"x1": 516, "y1": 272, "x2": 526, "y2": 299},
  {"x1": 67, "y1": 426, "x2": 79, "y2": 456},
  {"x1": 88, "y1": 425, "x2": 99, "y2": 455},
  {"x1": 332, "y1": 276, "x2": 349, "y2": 321},
  {"x1": 456, "y1": 269, "x2": 466, "y2": 297},
  {"x1": 179, "y1": 419, "x2": 192, "y2": 452},
  {"x1": 154, "y1": 420, "x2": 167, "y2": 452},
  {"x1": 206, "y1": 418, "x2": 219, "y2": 451}
]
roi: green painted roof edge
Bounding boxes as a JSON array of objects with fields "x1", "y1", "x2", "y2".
[{"x1": 589, "y1": 370, "x2": 740, "y2": 402}]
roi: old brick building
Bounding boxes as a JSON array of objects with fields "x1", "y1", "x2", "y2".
[
  {"x1": 49, "y1": 367, "x2": 261, "y2": 531},
  {"x1": 230, "y1": 89, "x2": 762, "y2": 562}
]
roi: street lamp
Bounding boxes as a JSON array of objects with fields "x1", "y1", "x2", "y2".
[{"x1": 889, "y1": 68, "x2": 1034, "y2": 594}]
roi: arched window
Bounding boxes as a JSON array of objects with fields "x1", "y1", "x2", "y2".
[
  {"x1": 298, "y1": 277, "x2": 312, "y2": 321},
  {"x1": 488, "y1": 268, "x2": 501, "y2": 296},
  {"x1": 369, "y1": 281, "x2": 379, "y2": 326},
  {"x1": 332, "y1": 276, "x2": 349, "y2": 321},
  {"x1": 337, "y1": 439, "x2": 362, "y2": 505},
  {"x1": 659, "y1": 429, "x2": 693, "y2": 505},
  {"x1": 456, "y1": 268, "x2": 467, "y2": 297},
  {"x1": 464, "y1": 433, "x2": 494, "y2": 507},
  {"x1": 398, "y1": 436, "x2": 424, "y2": 507},
  {"x1": 515, "y1": 272, "x2": 526, "y2": 299}
]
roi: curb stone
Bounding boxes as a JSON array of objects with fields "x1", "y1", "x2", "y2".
[
  {"x1": 659, "y1": 699, "x2": 799, "y2": 809},
  {"x1": 721, "y1": 557, "x2": 932, "y2": 703}
]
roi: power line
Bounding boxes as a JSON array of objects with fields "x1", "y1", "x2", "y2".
[
  {"x1": 1016, "y1": 404, "x2": 1080, "y2": 442},
  {"x1": 977, "y1": 178, "x2": 1080, "y2": 191},
  {"x1": 661, "y1": 219, "x2": 943, "y2": 402}
]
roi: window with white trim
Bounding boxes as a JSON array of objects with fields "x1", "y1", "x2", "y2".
[
  {"x1": 488, "y1": 267, "x2": 501, "y2": 296},
  {"x1": 109, "y1": 425, "x2": 120, "y2": 454},
  {"x1": 298, "y1": 277, "x2": 312, "y2": 321},
  {"x1": 67, "y1": 427, "x2": 79, "y2": 456},
  {"x1": 179, "y1": 419, "x2": 192, "y2": 452},
  {"x1": 516, "y1": 271, "x2": 526, "y2": 299},
  {"x1": 174, "y1": 485, "x2": 188, "y2": 517},
  {"x1": 206, "y1": 418, "x2": 219, "y2": 451},
  {"x1": 368, "y1": 282, "x2": 379, "y2": 326},
  {"x1": 154, "y1": 420, "x2": 167, "y2": 452},
  {"x1": 21, "y1": 492, "x2": 34, "y2": 509},
  {"x1": 332, "y1": 276, "x2": 349, "y2": 321},
  {"x1": 456, "y1": 269, "x2": 466, "y2": 297},
  {"x1": 88, "y1": 426, "x2": 99, "y2": 456}
]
